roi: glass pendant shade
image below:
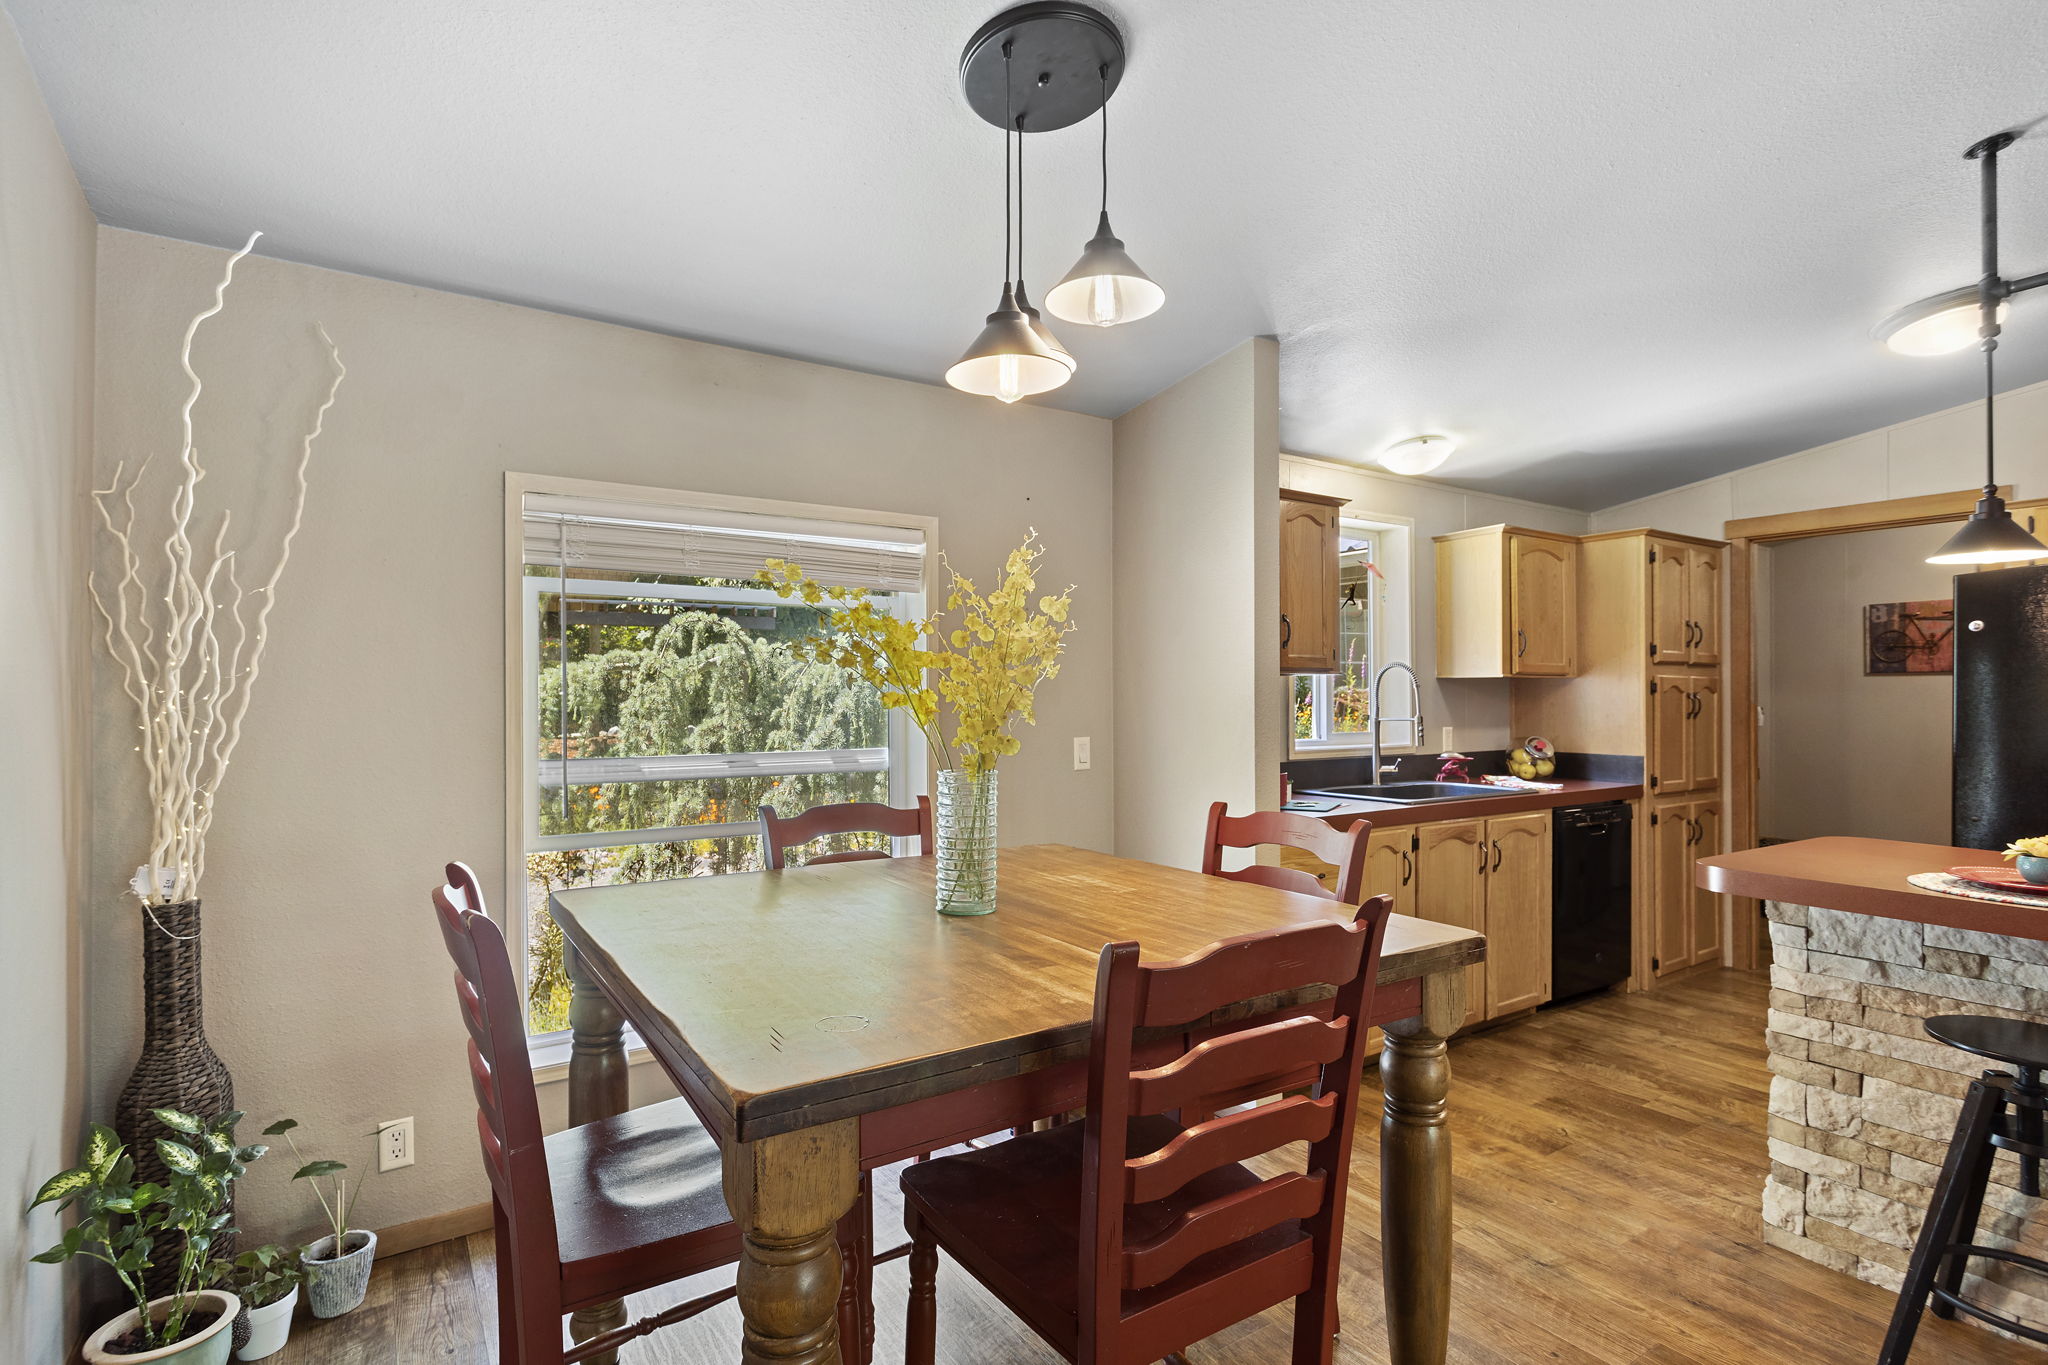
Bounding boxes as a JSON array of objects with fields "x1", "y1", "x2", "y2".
[
  {"x1": 1046, "y1": 212, "x2": 1165, "y2": 327},
  {"x1": 1926, "y1": 492, "x2": 2048, "y2": 564},
  {"x1": 1012, "y1": 281, "x2": 1075, "y2": 373},
  {"x1": 1880, "y1": 286, "x2": 2012, "y2": 356},
  {"x1": 945, "y1": 283, "x2": 1072, "y2": 403}
]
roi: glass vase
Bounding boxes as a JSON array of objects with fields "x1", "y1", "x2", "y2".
[{"x1": 935, "y1": 768, "x2": 998, "y2": 916}]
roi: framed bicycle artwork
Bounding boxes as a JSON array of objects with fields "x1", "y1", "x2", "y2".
[{"x1": 1864, "y1": 598, "x2": 1954, "y2": 675}]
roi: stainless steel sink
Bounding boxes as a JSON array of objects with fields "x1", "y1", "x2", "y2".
[{"x1": 1301, "y1": 782, "x2": 1517, "y2": 805}]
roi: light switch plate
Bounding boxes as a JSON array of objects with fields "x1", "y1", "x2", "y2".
[
  {"x1": 1073, "y1": 736, "x2": 1091, "y2": 771},
  {"x1": 1441, "y1": 727, "x2": 1455, "y2": 753}
]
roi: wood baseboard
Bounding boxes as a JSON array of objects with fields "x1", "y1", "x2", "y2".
[{"x1": 375, "y1": 1201, "x2": 492, "y2": 1257}]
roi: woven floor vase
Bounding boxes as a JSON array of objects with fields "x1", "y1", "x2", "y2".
[{"x1": 115, "y1": 899, "x2": 236, "y2": 1294}]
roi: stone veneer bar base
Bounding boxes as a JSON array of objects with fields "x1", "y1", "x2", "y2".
[{"x1": 1763, "y1": 899, "x2": 2048, "y2": 1338}]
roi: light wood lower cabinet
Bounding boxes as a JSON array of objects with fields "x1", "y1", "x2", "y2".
[
  {"x1": 1415, "y1": 811, "x2": 1552, "y2": 1029},
  {"x1": 1415, "y1": 822, "x2": 1488, "y2": 1031},
  {"x1": 1363, "y1": 826, "x2": 1418, "y2": 917},
  {"x1": 1652, "y1": 797, "x2": 1722, "y2": 975}
]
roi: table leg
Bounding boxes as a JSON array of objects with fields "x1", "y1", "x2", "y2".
[
  {"x1": 565, "y1": 942, "x2": 630, "y2": 1362},
  {"x1": 1379, "y1": 967, "x2": 1465, "y2": 1365},
  {"x1": 724, "y1": 1119, "x2": 861, "y2": 1365}
]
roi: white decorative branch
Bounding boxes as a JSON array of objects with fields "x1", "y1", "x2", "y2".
[{"x1": 90, "y1": 231, "x2": 347, "y2": 905}]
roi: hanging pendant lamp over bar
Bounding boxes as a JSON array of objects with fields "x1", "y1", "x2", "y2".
[
  {"x1": 1047, "y1": 59, "x2": 1164, "y2": 327},
  {"x1": 946, "y1": 31, "x2": 1071, "y2": 403},
  {"x1": 1927, "y1": 130, "x2": 2048, "y2": 566}
]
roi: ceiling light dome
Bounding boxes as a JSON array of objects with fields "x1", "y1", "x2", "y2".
[
  {"x1": 1379, "y1": 435, "x2": 1456, "y2": 476},
  {"x1": 1878, "y1": 285, "x2": 2011, "y2": 356}
]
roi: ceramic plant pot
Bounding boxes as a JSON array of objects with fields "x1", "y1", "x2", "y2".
[
  {"x1": 233, "y1": 1286, "x2": 298, "y2": 1361},
  {"x1": 2019, "y1": 855, "x2": 2048, "y2": 885},
  {"x1": 82, "y1": 1290, "x2": 240, "y2": 1364},
  {"x1": 301, "y1": 1230, "x2": 376, "y2": 1318}
]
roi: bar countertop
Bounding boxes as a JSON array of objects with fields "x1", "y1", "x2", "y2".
[{"x1": 1696, "y1": 835, "x2": 2048, "y2": 943}]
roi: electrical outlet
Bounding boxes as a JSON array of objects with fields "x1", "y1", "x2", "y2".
[
  {"x1": 377, "y1": 1117, "x2": 415, "y2": 1173},
  {"x1": 1072, "y1": 736, "x2": 1092, "y2": 771},
  {"x1": 1441, "y1": 727, "x2": 1455, "y2": 753}
]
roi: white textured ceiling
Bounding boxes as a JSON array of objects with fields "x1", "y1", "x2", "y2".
[{"x1": 14, "y1": 0, "x2": 2048, "y2": 509}]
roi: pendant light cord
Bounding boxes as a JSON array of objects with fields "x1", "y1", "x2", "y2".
[
  {"x1": 1003, "y1": 41, "x2": 1014, "y2": 285},
  {"x1": 1099, "y1": 63, "x2": 1110, "y2": 217},
  {"x1": 1017, "y1": 110, "x2": 1027, "y2": 288},
  {"x1": 1979, "y1": 137, "x2": 2004, "y2": 496}
]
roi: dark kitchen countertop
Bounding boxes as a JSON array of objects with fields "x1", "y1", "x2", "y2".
[{"x1": 1294, "y1": 778, "x2": 1645, "y2": 832}]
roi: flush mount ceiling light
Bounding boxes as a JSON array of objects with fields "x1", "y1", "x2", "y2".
[
  {"x1": 1922, "y1": 131, "x2": 2048, "y2": 566},
  {"x1": 1379, "y1": 435, "x2": 1456, "y2": 476},
  {"x1": 945, "y1": 32, "x2": 1071, "y2": 404}
]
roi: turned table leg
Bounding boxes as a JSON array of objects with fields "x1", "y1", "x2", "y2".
[
  {"x1": 724, "y1": 1119, "x2": 861, "y2": 1365},
  {"x1": 565, "y1": 942, "x2": 630, "y2": 1363},
  {"x1": 1379, "y1": 967, "x2": 1465, "y2": 1365}
]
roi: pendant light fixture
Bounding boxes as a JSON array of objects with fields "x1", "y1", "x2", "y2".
[
  {"x1": 1926, "y1": 131, "x2": 2048, "y2": 566},
  {"x1": 945, "y1": 38, "x2": 1070, "y2": 404},
  {"x1": 1046, "y1": 62, "x2": 1164, "y2": 327},
  {"x1": 1012, "y1": 105, "x2": 1074, "y2": 374}
]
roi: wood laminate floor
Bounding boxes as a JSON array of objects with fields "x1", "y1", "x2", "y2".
[{"x1": 264, "y1": 970, "x2": 2023, "y2": 1363}]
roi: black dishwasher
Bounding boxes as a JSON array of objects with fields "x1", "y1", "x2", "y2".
[{"x1": 1551, "y1": 802, "x2": 1633, "y2": 1002}]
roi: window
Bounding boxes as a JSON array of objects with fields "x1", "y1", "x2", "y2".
[
  {"x1": 1292, "y1": 519, "x2": 1408, "y2": 751},
  {"x1": 512, "y1": 484, "x2": 929, "y2": 1037}
]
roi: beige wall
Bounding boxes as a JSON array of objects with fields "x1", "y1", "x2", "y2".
[
  {"x1": 0, "y1": 13, "x2": 95, "y2": 1358},
  {"x1": 1111, "y1": 339, "x2": 1283, "y2": 868},
  {"x1": 89, "y1": 228, "x2": 1116, "y2": 1243},
  {"x1": 1757, "y1": 522, "x2": 1957, "y2": 844},
  {"x1": 1277, "y1": 452, "x2": 1591, "y2": 756}
]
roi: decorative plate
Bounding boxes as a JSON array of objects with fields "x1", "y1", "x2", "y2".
[{"x1": 1946, "y1": 866, "x2": 2048, "y2": 896}]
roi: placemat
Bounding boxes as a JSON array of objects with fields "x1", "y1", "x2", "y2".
[{"x1": 1908, "y1": 871, "x2": 2048, "y2": 909}]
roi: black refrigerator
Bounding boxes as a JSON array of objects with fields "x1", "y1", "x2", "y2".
[{"x1": 1953, "y1": 563, "x2": 2048, "y2": 850}]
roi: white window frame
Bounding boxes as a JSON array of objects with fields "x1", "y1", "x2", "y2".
[
  {"x1": 505, "y1": 473, "x2": 938, "y2": 1063},
  {"x1": 1291, "y1": 512, "x2": 1417, "y2": 757}
]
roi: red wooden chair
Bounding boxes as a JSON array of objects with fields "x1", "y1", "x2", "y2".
[
  {"x1": 1201, "y1": 802, "x2": 1370, "y2": 905},
  {"x1": 899, "y1": 897, "x2": 1394, "y2": 1365},
  {"x1": 430, "y1": 864, "x2": 743, "y2": 1363},
  {"x1": 758, "y1": 795, "x2": 933, "y2": 869}
]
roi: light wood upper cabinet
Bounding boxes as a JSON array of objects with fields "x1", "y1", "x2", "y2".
[
  {"x1": 1651, "y1": 539, "x2": 1721, "y2": 666},
  {"x1": 1482, "y1": 811, "x2": 1552, "y2": 1016},
  {"x1": 1687, "y1": 674, "x2": 1720, "y2": 792},
  {"x1": 1279, "y1": 488, "x2": 1346, "y2": 674},
  {"x1": 1415, "y1": 820, "x2": 1488, "y2": 1031},
  {"x1": 1650, "y1": 672, "x2": 1719, "y2": 796},
  {"x1": 1435, "y1": 525, "x2": 1578, "y2": 678}
]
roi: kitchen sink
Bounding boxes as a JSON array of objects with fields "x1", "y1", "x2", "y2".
[{"x1": 1301, "y1": 781, "x2": 1518, "y2": 805}]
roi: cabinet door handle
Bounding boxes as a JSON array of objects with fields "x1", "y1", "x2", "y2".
[
  {"x1": 1491, "y1": 839, "x2": 1503, "y2": 872},
  {"x1": 1400, "y1": 850, "x2": 1413, "y2": 886},
  {"x1": 1477, "y1": 840, "x2": 1488, "y2": 874},
  {"x1": 1687, "y1": 818, "x2": 1701, "y2": 846},
  {"x1": 1280, "y1": 614, "x2": 1292, "y2": 649},
  {"x1": 1685, "y1": 691, "x2": 1700, "y2": 719},
  {"x1": 1516, "y1": 627, "x2": 1528, "y2": 658}
]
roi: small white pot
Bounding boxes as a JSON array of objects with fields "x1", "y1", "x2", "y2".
[
  {"x1": 83, "y1": 1290, "x2": 241, "y2": 1364},
  {"x1": 233, "y1": 1285, "x2": 298, "y2": 1361},
  {"x1": 301, "y1": 1229, "x2": 377, "y2": 1318}
]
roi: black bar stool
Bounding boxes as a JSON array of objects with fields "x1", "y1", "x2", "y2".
[{"x1": 1877, "y1": 1014, "x2": 2048, "y2": 1363}]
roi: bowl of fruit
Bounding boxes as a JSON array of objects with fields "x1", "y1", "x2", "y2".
[{"x1": 1507, "y1": 737, "x2": 1557, "y2": 782}]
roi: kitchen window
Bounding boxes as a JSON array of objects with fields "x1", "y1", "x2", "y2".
[
  {"x1": 1293, "y1": 519, "x2": 1407, "y2": 752},
  {"x1": 509, "y1": 480, "x2": 930, "y2": 1041}
]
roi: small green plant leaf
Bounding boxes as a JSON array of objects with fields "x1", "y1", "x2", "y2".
[
  {"x1": 261, "y1": 1118, "x2": 299, "y2": 1137},
  {"x1": 27, "y1": 1166, "x2": 93, "y2": 1209},
  {"x1": 155, "y1": 1139, "x2": 201, "y2": 1176},
  {"x1": 212, "y1": 1110, "x2": 245, "y2": 1134},
  {"x1": 236, "y1": 1144, "x2": 269, "y2": 1163},
  {"x1": 292, "y1": 1160, "x2": 347, "y2": 1181},
  {"x1": 30, "y1": 1244, "x2": 71, "y2": 1264},
  {"x1": 82, "y1": 1123, "x2": 122, "y2": 1177},
  {"x1": 151, "y1": 1107, "x2": 203, "y2": 1135}
]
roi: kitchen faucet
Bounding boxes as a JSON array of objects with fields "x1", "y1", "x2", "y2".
[{"x1": 1369, "y1": 662, "x2": 1426, "y2": 786}]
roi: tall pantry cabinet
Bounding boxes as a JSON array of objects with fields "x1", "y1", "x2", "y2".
[{"x1": 1511, "y1": 530, "x2": 1727, "y2": 979}]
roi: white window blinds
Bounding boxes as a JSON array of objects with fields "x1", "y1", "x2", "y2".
[{"x1": 522, "y1": 493, "x2": 926, "y2": 593}]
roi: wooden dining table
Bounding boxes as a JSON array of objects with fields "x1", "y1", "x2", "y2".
[{"x1": 549, "y1": 843, "x2": 1484, "y2": 1365}]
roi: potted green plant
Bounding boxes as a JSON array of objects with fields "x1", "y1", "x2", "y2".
[
  {"x1": 221, "y1": 1245, "x2": 301, "y2": 1360},
  {"x1": 2005, "y1": 835, "x2": 2048, "y2": 885},
  {"x1": 262, "y1": 1121, "x2": 373, "y2": 1317},
  {"x1": 29, "y1": 1111, "x2": 262, "y2": 1362}
]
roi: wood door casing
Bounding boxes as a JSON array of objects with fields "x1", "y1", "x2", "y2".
[
  {"x1": 1279, "y1": 493, "x2": 1342, "y2": 673},
  {"x1": 1651, "y1": 803, "x2": 1693, "y2": 977},
  {"x1": 1507, "y1": 533, "x2": 1576, "y2": 677},
  {"x1": 1649, "y1": 538, "x2": 1691, "y2": 666},
  {"x1": 1687, "y1": 547, "x2": 1722, "y2": 666},
  {"x1": 1689, "y1": 800, "x2": 1723, "y2": 967},
  {"x1": 1415, "y1": 820, "x2": 1487, "y2": 1030},
  {"x1": 1482, "y1": 812, "x2": 1551, "y2": 1016}
]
